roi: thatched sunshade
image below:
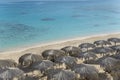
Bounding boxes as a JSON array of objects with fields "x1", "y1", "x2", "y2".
[
  {"x1": 61, "y1": 46, "x2": 81, "y2": 57},
  {"x1": 42, "y1": 49, "x2": 66, "y2": 62},
  {"x1": 111, "y1": 45, "x2": 120, "y2": 54},
  {"x1": 30, "y1": 60, "x2": 54, "y2": 73},
  {"x1": 110, "y1": 69, "x2": 120, "y2": 80},
  {"x1": 79, "y1": 43, "x2": 95, "y2": 51},
  {"x1": 0, "y1": 68, "x2": 24, "y2": 80},
  {"x1": 72, "y1": 64, "x2": 99, "y2": 80},
  {"x1": 82, "y1": 52, "x2": 97, "y2": 61},
  {"x1": 45, "y1": 68, "x2": 62, "y2": 76},
  {"x1": 94, "y1": 40, "x2": 111, "y2": 47},
  {"x1": 46, "y1": 69, "x2": 76, "y2": 80},
  {"x1": 100, "y1": 57, "x2": 120, "y2": 73},
  {"x1": 19, "y1": 53, "x2": 42, "y2": 68},
  {"x1": 110, "y1": 54, "x2": 120, "y2": 60},
  {"x1": 54, "y1": 56, "x2": 77, "y2": 68},
  {"x1": 108, "y1": 38, "x2": 120, "y2": 45},
  {"x1": 92, "y1": 47, "x2": 113, "y2": 56},
  {"x1": 0, "y1": 59, "x2": 17, "y2": 68}
]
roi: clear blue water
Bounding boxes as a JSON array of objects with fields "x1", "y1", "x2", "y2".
[{"x1": 0, "y1": 0, "x2": 120, "y2": 51}]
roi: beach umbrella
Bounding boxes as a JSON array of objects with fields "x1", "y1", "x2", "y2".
[
  {"x1": 93, "y1": 47, "x2": 113, "y2": 56},
  {"x1": 0, "y1": 67, "x2": 24, "y2": 80},
  {"x1": 111, "y1": 45, "x2": 120, "y2": 50},
  {"x1": 110, "y1": 54, "x2": 120, "y2": 60},
  {"x1": 100, "y1": 57, "x2": 120, "y2": 73},
  {"x1": 0, "y1": 59, "x2": 17, "y2": 68},
  {"x1": 46, "y1": 69, "x2": 76, "y2": 80},
  {"x1": 110, "y1": 69, "x2": 120, "y2": 80},
  {"x1": 24, "y1": 76, "x2": 40, "y2": 80},
  {"x1": 111, "y1": 45, "x2": 120, "y2": 54},
  {"x1": 45, "y1": 68, "x2": 62, "y2": 76},
  {"x1": 79, "y1": 43, "x2": 95, "y2": 51},
  {"x1": 42, "y1": 49, "x2": 66, "y2": 62},
  {"x1": 82, "y1": 52, "x2": 97, "y2": 61},
  {"x1": 55, "y1": 56, "x2": 77, "y2": 68},
  {"x1": 30, "y1": 60, "x2": 54, "y2": 73},
  {"x1": 61, "y1": 46, "x2": 81, "y2": 57},
  {"x1": 108, "y1": 38, "x2": 120, "y2": 46},
  {"x1": 19, "y1": 53, "x2": 42, "y2": 67},
  {"x1": 94, "y1": 40, "x2": 111, "y2": 47},
  {"x1": 72, "y1": 64, "x2": 99, "y2": 80}
]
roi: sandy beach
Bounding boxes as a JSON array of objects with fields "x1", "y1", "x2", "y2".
[{"x1": 0, "y1": 33, "x2": 120, "y2": 62}]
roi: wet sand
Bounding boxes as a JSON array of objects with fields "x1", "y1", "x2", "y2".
[{"x1": 0, "y1": 33, "x2": 120, "y2": 63}]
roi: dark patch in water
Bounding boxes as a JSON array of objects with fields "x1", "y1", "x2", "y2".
[
  {"x1": 93, "y1": 24, "x2": 100, "y2": 27},
  {"x1": 102, "y1": 16, "x2": 112, "y2": 19},
  {"x1": 106, "y1": 10, "x2": 120, "y2": 14},
  {"x1": 0, "y1": 22, "x2": 51, "y2": 42},
  {"x1": 41, "y1": 18, "x2": 55, "y2": 21},
  {"x1": 72, "y1": 14, "x2": 87, "y2": 18},
  {"x1": 72, "y1": 15, "x2": 81, "y2": 18},
  {"x1": 10, "y1": 24, "x2": 31, "y2": 31},
  {"x1": 20, "y1": 12, "x2": 28, "y2": 15},
  {"x1": 0, "y1": 23, "x2": 38, "y2": 40},
  {"x1": 108, "y1": 22, "x2": 118, "y2": 25}
]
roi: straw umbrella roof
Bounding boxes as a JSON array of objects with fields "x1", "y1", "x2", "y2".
[
  {"x1": 94, "y1": 40, "x2": 111, "y2": 47},
  {"x1": 0, "y1": 59, "x2": 17, "y2": 68},
  {"x1": 30, "y1": 60, "x2": 54, "y2": 72},
  {"x1": 46, "y1": 69, "x2": 76, "y2": 80},
  {"x1": 72, "y1": 64, "x2": 99, "y2": 80},
  {"x1": 0, "y1": 68, "x2": 24, "y2": 80},
  {"x1": 108, "y1": 38, "x2": 120, "y2": 44},
  {"x1": 45, "y1": 68, "x2": 62, "y2": 76},
  {"x1": 42, "y1": 49, "x2": 66, "y2": 59},
  {"x1": 55, "y1": 56, "x2": 77, "y2": 67},
  {"x1": 100, "y1": 57, "x2": 120, "y2": 73},
  {"x1": 61, "y1": 46, "x2": 81, "y2": 57},
  {"x1": 82, "y1": 52, "x2": 97, "y2": 59},
  {"x1": 79, "y1": 43, "x2": 95, "y2": 49},
  {"x1": 92, "y1": 47, "x2": 113, "y2": 54},
  {"x1": 111, "y1": 45, "x2": 120, "y2": 51},
  {"x1": 110, "y1": 54, "x2": 120, "y2": 60},
  {"x1": 19, "y1": 53, "x2": 42, "y2": 67}
]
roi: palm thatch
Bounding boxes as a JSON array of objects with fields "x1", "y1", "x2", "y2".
[
  {"x1": 24, "y1": 76, "x2": 40, "y2": 80},
  {"x1": 94, "y1": 40, "x2": 111, "y2": 47},
  {"x1": 0, "y1": 67, "x2": 24, "y2": 80},
  {"x1": 19, "y1": 53, "x2": 42, "y2": 68},
  {"x1": 61, "y1": 46, "x2": 81, "y2": 57},
  {"x1": 30, "y1": 60, "x2": 54, "y2": 73},
  {"x1": 46, "y1": 69, "x2": 76, "y2": 80},
  {"x1": 110, "y1": 54, "x2": 120, "y2": 60},
  {"x1": 42, "y1": 49, "x2": 66, "y2": 62},
  {"x1": 100, "y1": 57, "x2": 120, "y2": 73},
  {"x1": 54, "y1": 56, "x2": 77, "y2": 68},
  {"x1": 0, "y1": 59, "x2": 17, "y2": 68},
  {"x1": 82, "y1": 52, "x2": 97, "y2": 61},
  {"x1": 111, "y1": 45, "x2": 120, "y2": 50},
  {"x1": 111, "y1": 45, "x2": 120, "y2": 54},
  {"x1": 84, "y1": 56, "x2": 111, "y2": 65},
  {"x1": 79, "y1": 43, "x2": 95, "y2": 51},
  {"x1": 72, "y1": 64, "x2": 99, "y2": 80},
  {"x1": 110, "y1": 69, "x2": 120, "y2": 80},
  {"x1": 92, "y1": 47, "x2": 113, "y2": 56},
  {"x1": 108, "y1": 38, "x2": 120, "y2": 45}
]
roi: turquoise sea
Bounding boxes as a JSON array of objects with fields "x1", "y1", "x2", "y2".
[{"x1": 0, "y1": 0, "x2": 120, "y2": 51}]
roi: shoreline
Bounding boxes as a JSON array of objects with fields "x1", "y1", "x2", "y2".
[
  {"x1": 0, "y1": 32, "x2": 120, "y2": 62},
  {"x1": 0, "y1": 32, "x2": 120, "y2": 54}
]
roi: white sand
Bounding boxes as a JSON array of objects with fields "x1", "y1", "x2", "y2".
[{"x1": 0, "y1": 33, "x2": 120, "y2": 62}]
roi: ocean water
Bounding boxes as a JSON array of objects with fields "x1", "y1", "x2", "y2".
[{"x1": 0, "y1": 0, "x2": 120, "y2": 51}]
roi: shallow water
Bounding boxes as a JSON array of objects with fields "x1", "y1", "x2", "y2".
[{"x1": 0, "y1": 0, "x2": 120, "y2": 51}]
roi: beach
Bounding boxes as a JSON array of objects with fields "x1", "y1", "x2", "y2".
[{"x1": 0, "y1": 33, "x2": 120, "y2": 62}]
